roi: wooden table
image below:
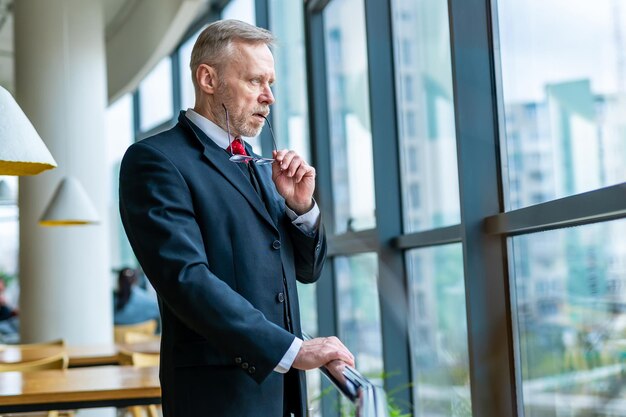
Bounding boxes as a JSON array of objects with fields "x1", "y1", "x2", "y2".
[
  {"x1": 0, "y1": 365, "x2": 161, "y2": 413},
  {"x1": 0, "y1": 340, "x2": 160, "y2": 368}
]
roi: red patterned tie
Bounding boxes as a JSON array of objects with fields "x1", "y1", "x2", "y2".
[{"x1": 226, "y1": 138, "x2": 247, "y2": 156}]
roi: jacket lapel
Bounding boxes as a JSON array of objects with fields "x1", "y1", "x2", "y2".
[{"x1": 177, "y1": 112, "x2": 278, "y2": 232}]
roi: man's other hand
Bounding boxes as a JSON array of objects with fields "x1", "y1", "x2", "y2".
[{"x1": 292, "y1": 336, "x2": 355, "y2": 371}]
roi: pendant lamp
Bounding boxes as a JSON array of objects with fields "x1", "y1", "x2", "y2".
[
  {"x1": 38, "y1": 1, "x2": 99, "y2": 227},
  {"x1": 0, "y1": 86, "x2": 57, "y2": 175},
  {"x1": 39, "y1": 177, "x2": 99, "y2": 226}
]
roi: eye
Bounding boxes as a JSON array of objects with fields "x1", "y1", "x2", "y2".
[{"x1": 250, "y1": 78, "x2": 261, "y2": 85}]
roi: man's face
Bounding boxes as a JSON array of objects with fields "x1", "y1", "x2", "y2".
[{"x1": 215, "y1": 42, "x2": 275, "y2": 137}]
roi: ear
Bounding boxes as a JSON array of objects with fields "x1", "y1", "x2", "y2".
[{"x1": 196, "y1": 64, "x2": 219, "y2": 94}]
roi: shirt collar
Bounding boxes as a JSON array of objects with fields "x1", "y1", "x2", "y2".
[{"x1": 185, "y1": 108, "x2": 233, "y2": 150}]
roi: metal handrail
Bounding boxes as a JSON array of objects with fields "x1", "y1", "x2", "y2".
[{"x1": 302, "y1": 332, "x2": 390, "y2": 417}]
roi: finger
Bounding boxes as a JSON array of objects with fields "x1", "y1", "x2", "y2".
[
  {"x1": 293, "y1": 164, "x2": 314, "y2": 183},
  {"x1": 279, "y1": 150, "x2": 299, "y2": 171},
  {"x1": 325, "y1": 360, "x2": 347, "y2": 385},
  {"x1": 274, "y1": 149, "x2": 290, "y2": 165},
  {"x1": 285, "y1": 156, "x2": 303, "y2": 177}
]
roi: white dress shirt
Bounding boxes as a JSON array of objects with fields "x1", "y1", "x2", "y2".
[{"x1": 185, "y1": 108, "x2": 320, "y2": 373}]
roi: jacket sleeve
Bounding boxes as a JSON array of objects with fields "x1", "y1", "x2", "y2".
[
  {"x1": 119, "y1": 141, "x2": 294, "y2": 383},
  {"x1": 288, "y1": 222, "x2": 327, "y2": 284}
]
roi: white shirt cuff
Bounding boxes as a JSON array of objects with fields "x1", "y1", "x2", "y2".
[
  {"x1": 285, "y1": 200, "x2": 320, "y2": 235},
  {"x1": 274, "y1": 337, "x2": 302, "y2": 374}
]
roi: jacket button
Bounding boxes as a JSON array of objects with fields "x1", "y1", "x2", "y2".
[
  {"x1": 248, "y1": 366, "x2": 256, "y2": 374},
  {"x1": 235, "y1": 357, "x2": 242, "y2": 364},
  {"x1": 277, "y1": 292, "x2": 285, "y2": 303},
  {"x1": 272, "y1": 240, "x2": 281, "y2": 249},
  {"x1": 242, "y1": 362, "x2": 249, "y2": 369}
]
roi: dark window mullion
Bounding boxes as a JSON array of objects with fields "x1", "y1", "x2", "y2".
[
  {"x1": 485, "y1": 183, "x2": 626, "y2": 236},
  {"x1": 448, "y1": 0, "x2": 517, "y2": 416},
  {"x1": 305, "y1": 7, "x2": 340, "y2": 417}
]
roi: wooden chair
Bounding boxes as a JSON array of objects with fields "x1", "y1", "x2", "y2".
[
  {"x1": 0, "y1": 353, "x2": 73, "y2": 417},
  {"x1": 0, "y1": 352, "x2": 67, "y2": 372},
  {"x1": 121, "y1": 331, "x2": 160, "y2": 345},
  {"x1": 117, "y1": 350, "x2": 160, "y2": 417},
  {"x1": 114, "y1": 320, "x2": 157, "y2": 344},
  {"x1": 0, "y1": 339, "x2": 65, "y2": 351}
]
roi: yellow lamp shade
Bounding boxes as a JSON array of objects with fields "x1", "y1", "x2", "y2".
[{"x1": 0, "y1": 86, "x2": 57, "y2": 175}]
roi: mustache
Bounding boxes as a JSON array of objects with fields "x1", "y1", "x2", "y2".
[{"x1": 252, "y1": 108, "x2": 270, "y2": 117}]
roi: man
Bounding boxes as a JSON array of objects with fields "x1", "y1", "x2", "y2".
[{"x1": 119, "y1": 19, "x2": 354, "y2": 417}]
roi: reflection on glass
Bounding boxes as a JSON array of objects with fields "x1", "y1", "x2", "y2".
[
  {"x1": 391, "y1": 0, "x2": 460, "y2": 233},
  {"x1": 268, "y1": 0, "x2": 310, "y2": 162},
  {"x1": 407, "y1": 245, "x2": 472, "y2": 416},
  {"x1": 179, "y1": 27, "x2": 205, "y2": 111},
  {"x1": 106, "y1": 95, "x2": 137, "y2": 268},
  {"x1": 497, "y1": 0, "x2": 626, "y2": 210},
  {"x1": 222, "y1": 0, "x2": 256, "y2": 25},
  {"x1": 335, "y1": 253, "x2": 383, "y2": 381},
  {"x1": 324, "y1": 0, "x2": 376, "y2": 233},
  {"x1": 139, "y1": 57, "x2": 174, "y2": 131},
  {"x1": 511, "y1": 219, "x2": 626, "y2": 417}
]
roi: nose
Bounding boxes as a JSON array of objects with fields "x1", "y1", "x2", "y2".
[{"x1": 259, "y1": 83, "x2": 275, "y2": 105}]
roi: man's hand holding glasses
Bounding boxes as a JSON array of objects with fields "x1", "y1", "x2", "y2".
[{"x1": 272, "y1": 149, "x2": 316, "y2": 215}]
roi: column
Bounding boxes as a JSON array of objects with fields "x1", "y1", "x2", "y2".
[{"x1": 14, "y1": 0, "x2": 112, "y2": 345}]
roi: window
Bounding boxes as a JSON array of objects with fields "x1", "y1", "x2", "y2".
[
  {"x1": 407, "y1": 245, "x2": 472, "y2": 416},
  {"x1": 269, "y1": 0, "x2": 311, "y2": 161},
  {"x1": 178, "y1": 27, "x2": 206, "y2": 111},
  {"x1": 497, "y1": 0, "x2": 626, "y2": 210},
  {"x1": 510, "y1": 219, "x2": 626, "y2": 416},
  {"x1": 138, "y1": 57, "x2": 174, "y2": 131},
  {"x1": 222, "y1": 0, "x2": 255, "y2": 24},
  {"x1": 391, "y1": 0, "x2": 460, "y2": 233},
  {"x1": 324, "y1": 0, "x2": 376, "y2": 233},
  {"x1": 335, "y1": 253, "x2": 384, "y2": 381},
  {"x1": 105, "y1": 94, "x2": 137, "y2": 269}
]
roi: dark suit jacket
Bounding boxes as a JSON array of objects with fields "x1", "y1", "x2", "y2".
[{"x1": 119, "y1": 112, "x2": 327, "y2": 417}]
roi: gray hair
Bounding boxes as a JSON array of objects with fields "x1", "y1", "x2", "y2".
[{"x1": 190, "y1": 19, "x2": 275, "y2": 91}]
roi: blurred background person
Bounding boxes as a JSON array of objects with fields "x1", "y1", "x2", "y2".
[{"x1": 113, "y1": 267, "x2": 161, "y2": 332}]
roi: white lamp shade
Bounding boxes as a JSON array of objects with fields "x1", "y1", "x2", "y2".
[
  {"x1": 0, "y1": 86, "x2": 57, "y2": 175},
  {"x1": 39, "y1": 176, "x2": 100, "y2": 226}
]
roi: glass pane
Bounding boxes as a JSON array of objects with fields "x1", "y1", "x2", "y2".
[
  {"x1": 335, "y1": 253, "x2": 383, "y2": 381},
  {"x1": 324, "y1": 0, "x2": 376, "y2": 234},
  {"x1": 179, "y1": 27, "x2": 206, "y2": 111},
  {"x1": 497, "y1": 0, "x2": 626, "y2": 210},
  {"x1": 106, "y1": 95, "x2": 137, "y2": 269},
  {"x1": 391, "y1": 0, "x2": 460, "y2": 233},
  {"x1": 269, "y1": 0, "x2": 311, "y2": 162},
  {"x1": 511, "y1": 219, "x2": 626, "y2": 417},
  {"x1": 139, "y1": 57, "x2": 174, "y2": 131},
  {"x1": 297, "y1": 282, "x2": 321, "y2": 417},
  {"x1": 407, "y1": 245, "x2": 472, "y2": 416},
  {"x1": 222, "y1": 0, "x2": 256, "y2": 25}
]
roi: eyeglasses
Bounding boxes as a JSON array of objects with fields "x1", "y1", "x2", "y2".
[{"x1": 223, "y1": 104, "x2": 278, "y2": 165}]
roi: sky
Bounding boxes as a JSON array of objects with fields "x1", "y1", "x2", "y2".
[{"x1": 496, "y1": 0, "x2": 626, "y2": 103}]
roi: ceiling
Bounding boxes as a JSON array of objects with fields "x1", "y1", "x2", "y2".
[{"x1": 0, "y1": 0, "x2": 141, "y2": 93}]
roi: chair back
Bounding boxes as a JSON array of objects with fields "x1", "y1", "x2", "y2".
[
  {"x1": 0, "y1": 353, "x2": 68, "y2": 372},
  {"x1": 118, "y1": 350, "x2": 160, "y2": 367},
  {"x1": 114, "y1": 320, "x2": 157, "y2": 343},
  {"x1": 122, "y1": 331, "x2": 160, "y2": 344}
]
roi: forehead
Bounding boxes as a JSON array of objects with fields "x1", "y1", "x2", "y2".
[{"x1": 228, "y1": 41, "x2": 275, "y2": 77}]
